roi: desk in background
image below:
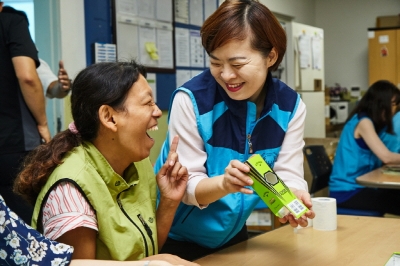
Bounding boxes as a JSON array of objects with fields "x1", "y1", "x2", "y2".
[
  {"x1": 356, "y1": 166, "x2": 400, "y2": 189},
  {"x1": 195, "y1": 215, "x2": 400, "y2": 265}
]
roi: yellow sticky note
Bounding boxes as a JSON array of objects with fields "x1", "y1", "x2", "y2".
[
  {"x1": 145, "y1": 42, "x2": 155, "y2": 52},
  {"x1": 145, "y1": 42, "x2": 159, "y2": 60},
  {"x1": 149, "y1": 52, "x2": 159, "y2": 60}
]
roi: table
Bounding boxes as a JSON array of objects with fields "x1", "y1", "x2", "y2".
[
  {"x1": 195, "y1": 215, "x2": 400, "y2": 265},
  {"x1": 356, "y1": 166, "x2": 400, "y2": 189}
]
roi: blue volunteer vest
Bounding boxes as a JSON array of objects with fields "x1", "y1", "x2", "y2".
[
  {"x1": 329, "y1": 114, "x2": 387, "y2": 192},
  {"x1": 155, "y1": 70, "x2": 300, "y2": 248}
]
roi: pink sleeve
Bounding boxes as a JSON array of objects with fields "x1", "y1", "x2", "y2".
[{"x1": 42, "y1": 181, "x2": 98, "y2": 240}]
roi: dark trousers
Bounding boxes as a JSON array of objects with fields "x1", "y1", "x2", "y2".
[
  {"x1": 0, "y1": 152, "x2": 33, "y2": 224},
  {"x1": 338, "y1": 187, "x2": 400, "y2": 215},
  {"x1": 159, "y1": 224, "x2": 249, "y2": 261}
]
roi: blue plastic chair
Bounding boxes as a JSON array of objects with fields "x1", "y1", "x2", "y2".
[{"x1": 303, "y1": 145, "x2": 383, "y2": 217}]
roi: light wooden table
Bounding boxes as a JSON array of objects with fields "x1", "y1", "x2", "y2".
[
  {"x1": 195, "y1": 215, "x2": 400, "y2": 265},
  {"x1": 356, "y1": 166, "x2": 400, "y2": 189}
]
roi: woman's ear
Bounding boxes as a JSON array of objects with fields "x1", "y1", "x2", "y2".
[
  {"x1": 98, "y1": 105, "x2": 117, "y2": 132},
  {"x1": 266, "y1": 47, "x2": 278, "y2": 68}
]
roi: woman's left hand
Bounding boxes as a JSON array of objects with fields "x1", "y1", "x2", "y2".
[
  {"x1": 156, "y1": 135, "x2": 188, "y2": 203},
  {"x1": 278, "y1": 189, "x2": 315, "y2": 227}
]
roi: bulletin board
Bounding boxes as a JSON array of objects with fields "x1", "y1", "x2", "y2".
[
  {"x1": 173, "y1": 0, "x2": 218, "y2": 88},
  {"x1": 112, "y1": 0, "x2": 219, "y2": 109},
  {"x1": 113, "y1": 0, "x2": 175, "y2": 72}
]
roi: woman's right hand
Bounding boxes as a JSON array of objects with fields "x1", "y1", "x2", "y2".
[
  {"x1": 156, "y1": 135, "x2": 188, "y2": 204},
  {"x1": 195, "y1": 159, "x2": 254, "y2": 206},
  {"x1": 221, "y1": 159, "x2": 254, "y2": 194}
]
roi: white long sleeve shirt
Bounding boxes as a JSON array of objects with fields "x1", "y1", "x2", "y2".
[{"x1": 168, "y1": 91, "x2": 308, "y2": 208}]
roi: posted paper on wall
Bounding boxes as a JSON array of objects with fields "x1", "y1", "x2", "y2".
[
  {"x1": 176, "y1": 70, "x2": 191, "y2": 88},
  {"x1": 175, "y1": 27, "x2": 190, "y2": 67},
  {"x1": 312, "y1": 35, "x2": 322, "y2": 70},
  {"x1": 190, "y1": 30, "x2": 204, "y2": 68},
  {"x1": 298, "y1": 34, "x2": 311, "y2": 69},
  {"x1": 157, "y1": 26, "x2": 174, "y2": 68},
  {"x1": 174, "y1": 0, "x2": 189, "y2": 24}
]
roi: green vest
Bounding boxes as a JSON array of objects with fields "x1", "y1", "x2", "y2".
[{"x1": 32, "y1": 142, "x2": 158, "y2": 260}]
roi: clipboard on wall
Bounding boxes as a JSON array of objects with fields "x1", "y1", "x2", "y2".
[{"x1": 112, "y1": 0, "x2": 175, "y2": 73}]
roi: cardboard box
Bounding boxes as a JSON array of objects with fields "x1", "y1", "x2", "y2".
[
  {"x1": 245, "y1": 154, "x2": 309, "y2": 218},
  {"x1": 376, "y1": 15, "x2": 400, "y2": 28}
]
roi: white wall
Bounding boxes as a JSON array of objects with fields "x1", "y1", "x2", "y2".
[
  {"x1": 260, "y1": 0, "x2": 316, "y2": 25},
  {"x1": 262, "y1": 0, "x2": 400, "y2": 92},
  {"x1": 59, "y1": 0, "x2": 87, "y2": 125},
  {"x1": 59, "y1": 0, "x2": 86, "y2": 81},
  {"x1": 315, "y1": 0, "x2": 400, "y2": 92}
]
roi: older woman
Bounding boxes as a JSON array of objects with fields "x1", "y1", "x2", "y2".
[{"x1": 14, "y1": 61, "x2": 197, "y2": 266}]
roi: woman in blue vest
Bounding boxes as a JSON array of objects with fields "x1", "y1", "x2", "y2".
[
  {"x1": 329, "y1": 80, "x2": 400, "y2": 214},
  {"x1": 154, "y1": 0, "x2": 314, "y2": 260},
  {"x1": 13, "y1": 61, "x2": 198, "y2": 265}
]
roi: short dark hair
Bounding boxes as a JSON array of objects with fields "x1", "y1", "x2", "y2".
[{"x1": 201, "y1": 0, "x2": 286, "y2": 71}]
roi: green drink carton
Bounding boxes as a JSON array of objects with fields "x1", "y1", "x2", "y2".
[{"x1": 245, "y1": 154, "x2": 309, "y2": 218}]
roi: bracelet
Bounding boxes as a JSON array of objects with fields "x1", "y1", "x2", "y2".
[{"x1": 143, "y1": 261, "x2": 151, "y2": 266}]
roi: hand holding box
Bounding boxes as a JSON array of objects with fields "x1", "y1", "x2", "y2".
[{"x1": 245, "y1": 154, "x2": 309, "y2": 218}]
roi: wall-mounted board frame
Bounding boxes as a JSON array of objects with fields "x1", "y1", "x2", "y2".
[{"x1": 112, "y1": 0, "x2": 175, "y2": 73}]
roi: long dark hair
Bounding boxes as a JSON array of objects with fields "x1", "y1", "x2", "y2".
[
  {"x1": 14, "y1": 61, "x2": 147, "y2": 205},
  {"x1": 347, "y1": 80, "x2": 400, "y2": 134}
]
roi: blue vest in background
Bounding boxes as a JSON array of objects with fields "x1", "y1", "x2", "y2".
[
  {"x1": 154, "y1": 70, "x2": 300, "y2": 248},
  {"x1": 381, "y1": 112, "x2": 400, "y2": 153},
  {"x1": 329, "y1": 114, "x2": 384, "y2": 192}
]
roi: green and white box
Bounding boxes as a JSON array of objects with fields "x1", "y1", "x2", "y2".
[{"x1": 245, "y1": 154, "x2": 309, "y2": 218}]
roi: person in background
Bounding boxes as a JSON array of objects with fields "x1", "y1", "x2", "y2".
[
  {"x1": 154, "y1": 0, "x2": 314, "y2": 261},
  {"x1": 0, "y1": 1, "x2": 50, "y2": 224},
  {"x1": 329, "y1": 80, "x2": 400, "y2": 215},
  {"x1": 1, "y1": 5, "x2": 72, "y2": 99},
  {"x1": 0, "y1": 194, "x2": 193, "y2": 266},
  {"x1": 38, "y1": 58, "x2": 72, "y2": 99},
  {"x1": 14, "y1": 61, "x2": 198, "y2": 266}
]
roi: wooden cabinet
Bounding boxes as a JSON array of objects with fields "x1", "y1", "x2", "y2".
[{"x1": 368, "y1": 28, "x2": 400, "y2": 87}]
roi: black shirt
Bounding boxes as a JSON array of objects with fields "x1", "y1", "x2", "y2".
[{"x1": 0, "y1": 12, "x2": 41, "y2": 154}]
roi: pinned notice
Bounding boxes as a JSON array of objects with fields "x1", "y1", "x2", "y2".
[{"x1": 145, "y1": 42, "x2": 159, "y2": 60}]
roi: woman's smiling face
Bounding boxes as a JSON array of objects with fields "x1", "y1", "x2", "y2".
[
  {"x1": 209, "y1": 37, "x2": 276, "y2": 103},
  {"x1": 114, "y1": 74, "x2": 162, "y2": 162}
]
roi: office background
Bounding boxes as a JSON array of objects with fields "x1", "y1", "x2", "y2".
[{"x1": 6, "y1": 0, "x2": 400, "y2": 161}]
